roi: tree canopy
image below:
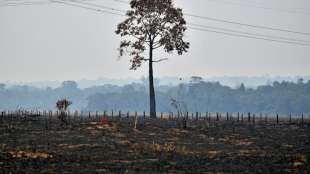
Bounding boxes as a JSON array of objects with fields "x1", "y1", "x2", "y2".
[{"x1": 115, "y1": 0, "x2": 189, "y2": 69}]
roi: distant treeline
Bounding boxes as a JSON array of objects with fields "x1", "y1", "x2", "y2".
[{"x1": 0, "y1": 78, "x2": 309, "y2": 114}]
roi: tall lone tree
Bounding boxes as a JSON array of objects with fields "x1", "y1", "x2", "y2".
[{"x1": 116, "y1": 0, "x2": 189, "y2": 118}]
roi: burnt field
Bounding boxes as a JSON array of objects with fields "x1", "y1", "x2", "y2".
[{"x1": 0, "y1": 113, "x2": 310, "y2": 173}]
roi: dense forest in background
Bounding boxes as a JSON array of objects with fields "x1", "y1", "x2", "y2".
[{"x1": 0, "y1": 78, "x2": 309, "y2": 114}]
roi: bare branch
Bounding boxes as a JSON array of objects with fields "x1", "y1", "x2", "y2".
[
  {"x1": 153, "y1": 43, "x2": 164, "y2": 50},
  {"x1": 152, "y1": 58, "x2": 168, "y2": 63}
]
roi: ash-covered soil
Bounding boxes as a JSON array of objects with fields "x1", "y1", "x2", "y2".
[{"x1": 0, "y1": 116, "x2": 309, "y2": 173}]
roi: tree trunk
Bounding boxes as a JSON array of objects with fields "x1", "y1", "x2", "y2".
[{"x1": 149, "y1": 40, "x2": 156, "y2": 118}]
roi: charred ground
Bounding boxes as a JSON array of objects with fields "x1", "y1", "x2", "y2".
[{"x1": 0, "y1": 115, "x2": 309, "y2": 173}]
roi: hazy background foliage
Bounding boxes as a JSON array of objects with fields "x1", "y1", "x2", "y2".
[{"x1": 0, "y1": 77, "x2": 309, "y2": 114}]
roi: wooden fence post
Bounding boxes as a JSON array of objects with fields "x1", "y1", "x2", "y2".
[
  {"x1": 161, "y1": 112, "x2": 163, "y2": 120},
  {"x1": 0, "y1": 111, "x2": 4, "y2": 123},
  {"x1": 248, "y1": 112, "x2": 251, "y2": 123},
  {"x1": 253, "y1": 114, "x2": 255, "y2": 125},
  {"x1": 301, "y1": 113, "x2": 304, "y2": 127},
  {"x1": 276, "y1": 114, "x2": 279, "y2": 124},
  {"x1": 208, "y1": 112, "x2": 211, "y2": 123},
  {"x1": 143, "y1": 111, "x2": 146, "y2": 119},
  {"x1": 237, "y1": 112, "x2": 240, "y2": 122},
  {"x1": 119, "y1": 110, "x2": 121, "y2": 118},
  {"x1": 196, "y1": 112, "x2": 199, "y2": 120},
  {"x1": 127, "y1": 111, "x2": 129, "y2": 118},
  {"x1": 134, "y1": 111, "x2": 138, "y2": 129},
  {"x1": 289, "y1": 113, "x2": 292, "y2": 123}
]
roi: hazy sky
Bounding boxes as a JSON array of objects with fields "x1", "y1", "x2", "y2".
[{"x1": 1, "y1": 0, "x2": 310, "y2": 82}]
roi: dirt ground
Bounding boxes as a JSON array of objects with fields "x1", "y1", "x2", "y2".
[{"x1": 0, "y1": 116, "x2": 310, "y2": 173}]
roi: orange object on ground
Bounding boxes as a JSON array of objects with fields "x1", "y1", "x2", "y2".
[{"x1": 100, "y1": 116, "x2": 108, "y2": 125}]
